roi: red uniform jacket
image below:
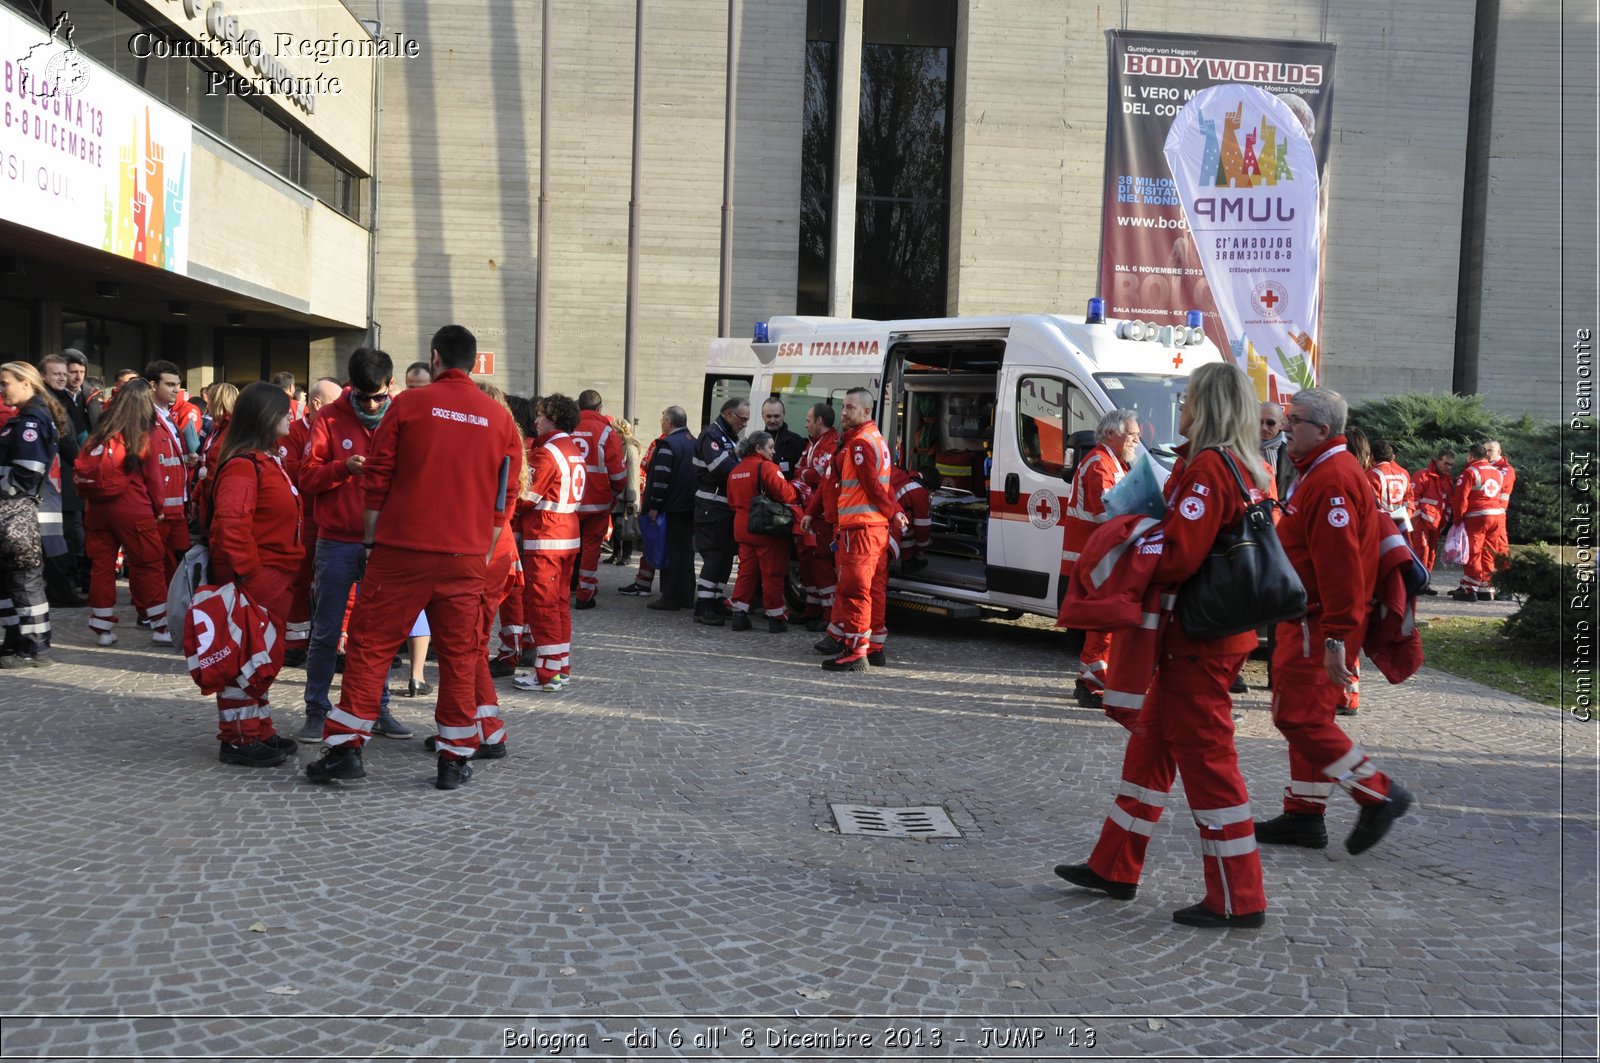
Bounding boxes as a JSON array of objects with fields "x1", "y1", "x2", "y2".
[
  {"x1": 890, "y1": 467, "x2": 932, "y2": 549},
  {"x1": 1279, "y1": 437, "x2": 1381, "y2": 643},
  {"x1": 727, "y1": 453, "x2": 799, "y2": 543},
  {"x1": 1411, "y1": 461, "x2": 1455, "y2": 527},
  {"x1": 794, "y1": 427, "x2": 840, "y2": 502},
  {"x1": 830, "y1": 420, "x2": 900, "y2": 529},
  {"x1": 298, "y1": 390, "x2": 380, "y2": 543},
  {"x1": 95, "y1": 434, "x2": 163, "y2": 520},
  {"x1": 148, "y1": 413, "x2": 188, "y2": 524},
  {"x1": 1492, "y1": 458, "x2": 1516, "y2": 503},
  {"x1": 209, "y1": 452, "x2": 303, "y2": 584},
  {"x1": 1368, "y1": 460, "x2": 1413, "y2": 525},
  {"x1": 1450, "y1": 458, "x2": 1509, "y2": 520},
  {"x1": 521, "y1": 430, "x2": 587, "y2": 552},
  {"x1": 363, "y1": 368, "x2": 521, "y2": 556},
  {"x1": 1061, "y1": 443, "x2": 1127, "y2": 571},
  {"x1": 570, "y1": 409, "x2": 627, "y2": 514}
]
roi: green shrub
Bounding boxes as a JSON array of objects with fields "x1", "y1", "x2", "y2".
[
  {"x1": 1496, "y1": 547, "x2": 1567, "y2": 662},
  {"x1": 1348, "y1": 392, "x2": 1585, "y2": 544}
]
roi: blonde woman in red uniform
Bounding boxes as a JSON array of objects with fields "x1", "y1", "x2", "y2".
[{"x1": 207, "y1": 382, "x2": 304, "y2": 768}]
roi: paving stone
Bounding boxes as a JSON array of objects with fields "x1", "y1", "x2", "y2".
[{"x1": 0, "y1": 580, "x2": 1590, "y2": 1059}]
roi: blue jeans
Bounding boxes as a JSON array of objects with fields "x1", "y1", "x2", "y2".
[{"x1": 304, "y1": 538, "x2": 390, "y2": 715}]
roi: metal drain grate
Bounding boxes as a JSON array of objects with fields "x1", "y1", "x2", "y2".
[{"x1": 830, "y1": 804, "x2": 961, "y2": 838}]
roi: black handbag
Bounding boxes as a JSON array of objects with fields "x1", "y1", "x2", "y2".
[
  {"x1": 747, "y1": 491, "x2": 794, "y2": 536},
  {"x1": 1176, "y1": 448, "x2": 1307, "y2": 640}
]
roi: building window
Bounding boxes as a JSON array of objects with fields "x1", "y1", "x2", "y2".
[
  {"x1": 853, "y1": 0, "x2": 955, "y2": 321},
  {"x1": 798, "y1": 0, "x2": 839, "y2": 315}
]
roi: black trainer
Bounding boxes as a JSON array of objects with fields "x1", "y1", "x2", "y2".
[
  {"x1": 1053, "y1": 862, "x2": 1137, "y2": 901},
  {"x1": 305, "y1": 744, "x2": 366, "y2": 784},
  {"x1": 488, "y1": 656, "x2": 518, "y2": 679},
  {"x1": 1254, "y1": 812, "x2": 1328, "y2": 849},
  {"x1": 867, "y1": 649, "x2": 887, "y2": 667},
  {"x1": 219, "y1": 740, "x2": 290, "y2": 768},
  {"x1": 1172, "y1": 902, "x2": 1266, "y2": 929},
  {"x1": 767, "y1": 616, "x2": 787, "y2": 634},
  {"x1": 1230, "y1": 674, "x2": 1248, "y2": 694},
  {"x1": 473, "y1": 742, "x2": 508, "y2": 761},
  {"x1": 730, "y1": 612, "x2": 752, "y2": 632},
  {"x1": 813, "y1": 635, "x2": 845, "y2": 655},
  {"x1": 694, "y1": 609, "x2": 725, "y2": 627},
  {"x1": 574, "y1": 597, "x2": 597, "y2": 610},
  {"x1": 1073, "y1": 679, "x2": 1104, "y2": 709},
  {"x1": 436, "y1": 755, "x2": 473, "y2": 790},
  {"x1": 262, "y1": 734, "x2": 298, "y2": 754},
  {"x1": 821, "y1": 655, "x2": 868, "y2": 672},
  {"x1": 1345, "y1": 783, "x2": 1412, "y2": 855}
]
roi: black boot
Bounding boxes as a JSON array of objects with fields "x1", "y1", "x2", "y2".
[
  {"x1": 1345, "y1": 783, "x2": 1412, "y2": 854},
  {"x1": 767, "y1": 616, "x2": 787, "y2": 633},
  {"x1": 436, "y1": 754, "x2": 473, "y2": 790},
  {"x1": 306, "y1": 744, "x2": 366, "y2": 784},
  {"x1": 730, "y1": 611, "x2": 752, "y2": 632},
  {"x1": 1254, "y1": 812, "x2": 1327, "y2": 849},
  {"x1": 813, "y1": 635, "x2": 845, "y2": 655},
  {"x1": 1053, "y1": 862, "x2": 1136, "y2": 901},
  {"x1": 219, "y1": 740, "x2": 290, "y2": 768},
  {"x1": 1172, "y1": 902, "x2": 1266, "y2": 929}
]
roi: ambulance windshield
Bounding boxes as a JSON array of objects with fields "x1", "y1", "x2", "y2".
[{"x1": 1093, "y1": 373, "x2": 1186, "y2": 457}]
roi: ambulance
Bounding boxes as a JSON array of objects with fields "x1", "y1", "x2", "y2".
[{"x1": 702, "y1": 302, "x2": 1225, "y2": 621}]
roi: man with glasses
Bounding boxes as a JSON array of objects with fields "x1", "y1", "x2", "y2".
[
  {"x1": 294, "y1": 350, "x2": 413, "y2": 741},
  {"x1": 1256, "y1": 387, "x2": 1412, "y2": 856},
  {"x1": 1259, "y1": 402, "x2": 1294, "y2": 498}
]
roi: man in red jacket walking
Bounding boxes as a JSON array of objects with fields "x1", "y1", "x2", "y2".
[
  {"x1": 307, "y1": 325, "x2": 521, "y2": 791},
  {"x1": 570, "y1": 390, "x2": 627, "y2": 610},
  {"x1": 1256, "y1": 387, "x2": 1412, "y2": 855},
  {"x1": 1450, "y1": 442, "x2": 1510, "y2": 601}
]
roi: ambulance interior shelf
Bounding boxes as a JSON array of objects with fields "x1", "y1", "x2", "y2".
[{"x1": 897, "y1": 369, "x2": 995, "y2": 572}]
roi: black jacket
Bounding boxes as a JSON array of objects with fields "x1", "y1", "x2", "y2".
[
  {"x1": 771, "y1": 423, "x2": 806, "y2": 478},
  {"x1": 693, "y1": 415, "x2": 740, "y2": 514},
  {"x1": 645, "y1": 427, "x2": 697, "y2": 514}
]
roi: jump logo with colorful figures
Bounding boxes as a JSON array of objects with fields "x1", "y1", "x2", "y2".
[
  {"x1": 1196, "y1": 102, "x2": 1296, "y2": 189},
  {"x1": 105, "y1": 107, "x2": 187, "y2": 271}
]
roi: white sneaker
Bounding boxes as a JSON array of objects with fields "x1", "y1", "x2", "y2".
[
  {"x1": 512, "y1": 673, "x2": 562, "y2": 692},
  {"x1": 150, "y1": 629, "x2": 173, "y2": 646},
  {"x1": 96, "y1": 632, "x2": 117, "y2": 647}
]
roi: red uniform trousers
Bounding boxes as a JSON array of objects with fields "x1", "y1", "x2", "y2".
[
  {"x1": 1078, "y1": 630, "x2": 1115, "y2": 692},
  {"x1": 730, "y1": 539, "x2": 790, "y2": 618},
  {"x1": 523, "y1": 547, "x2": 577, "y2": 684},
  {"x1": 800, "y1": 521, "x2": 837, "y2": 624},
  {"x1": 1409, "y1": 516, "x2": 1442, "y2": 573},
  {"x1": 324, "y1": 546, "x2": 487, "y2": 759},
  {"x1": 1270, "y1": 617, "x2": 1392, "y2": 814},
  {"x1": 214, "y1": 566, "x2": 293, "y2": 745},
  {"x1": 157, "y1": 516, "x2": 189, "y2": 585},
  {"x1": 575, "y1": 512, "x2": 611, "y2": 603},
  {"x1": 284, "y1": 530, "x2": 315, "y2": 651},
  {"x1": 496, "y1": 582, "x2": 525, "y2": 659},
  {"x1": 1460, "y1": 513, "x2": 1508, "y2": 592},
  {"x1": 1087, "y1": 652, "x2": 1265, "y2": 918},
  {"x1": 833, "y1": 524, "x2": 889, "y2": 659},
  {"x1": 85, "y1": 508, "x2": 170, "y2": 636},
  {"x1": 472, "y1": 536, "x2": 515, "y2": 748}
]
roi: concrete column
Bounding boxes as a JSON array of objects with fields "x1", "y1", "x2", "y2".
[{"x1": 827, "y1": 0, "x2": 862, "y2": 318}]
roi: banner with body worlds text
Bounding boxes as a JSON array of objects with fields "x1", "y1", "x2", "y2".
[
  {"x1": 0, "y1": 6, "x2": 192, "y2": 273},
  {"x1": 1164, "y1": 84, "x2": 1322, "y2": 401},
  {"x1": 1097, "y1": 31, "x2": 1334, "y2": 398}
]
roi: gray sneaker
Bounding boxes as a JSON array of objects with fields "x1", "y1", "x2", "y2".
[
  {"x1": 373, "y1": 711, "x2": 414, "y2": 739},
  {"x1": 296, "y1": 711, "x2": 326, "y2": 742}
]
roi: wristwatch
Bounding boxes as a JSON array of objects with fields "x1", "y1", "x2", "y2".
[{"x1": 1324, "y1": 637, "x2": 1344, "y2": 652}]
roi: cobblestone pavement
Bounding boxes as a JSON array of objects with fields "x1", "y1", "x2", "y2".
[{"x1": 0, "y1": 562, "x2": 1593, "y2": 1062}]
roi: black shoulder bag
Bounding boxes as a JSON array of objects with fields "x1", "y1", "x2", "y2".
[
  {"x1": 1176, "y1": 448, "x2": 1307, "y2": 640},
  {"x1": 747, "y1": 490, "x2": 794, "y2": 536}
]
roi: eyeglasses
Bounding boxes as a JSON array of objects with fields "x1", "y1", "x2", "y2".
[
  {"x1": 352, "y1": 390, "x2": 388, "y2": 407},
  {"x1": 1177, "y1": 394, "x2": 1187, "y2": 408},
  {"x1": 1260, "y1": 419, "x2": 1280, "y2": 427},
  {"x1": 1284, "y1": 414, "x2": 1320, "y2": 428}
]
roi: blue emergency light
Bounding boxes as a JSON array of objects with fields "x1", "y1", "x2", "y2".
[
  {"x1": 1086, "y1": 298, "x2": 1106, "y2": 325},
  {"x1": 753, "y1": 321, "x2": 769, "y2": 343},
  {"x1": 1186, "y1": 309, "x2": 1203, "y2": 329}
]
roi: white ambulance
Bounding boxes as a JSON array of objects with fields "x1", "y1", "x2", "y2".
[{"x1": 702, "y1": 304, "x2": 1224, "y2": 620}]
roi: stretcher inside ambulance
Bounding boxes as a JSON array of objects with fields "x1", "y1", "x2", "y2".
[{"x1": 703, "y1": 308, "x2": 1222, "y2": 620}]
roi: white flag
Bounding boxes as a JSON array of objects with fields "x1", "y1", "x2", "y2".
[{"x1": 1164, "y1": 84, "x2": 1323, "y2": 401}]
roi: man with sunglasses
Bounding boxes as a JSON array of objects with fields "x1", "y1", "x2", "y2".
[
  {"x1": 293, "y1": 351, "x2": 412, "y2": 741},
  {"x1": 1258, "y1": 402, "x2": 1294, "y2": 499}
]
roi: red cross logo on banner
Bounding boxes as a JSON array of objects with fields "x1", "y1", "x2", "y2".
[{"x1": 1259, "y1": 289, "x2": 1280, "y2": 310}]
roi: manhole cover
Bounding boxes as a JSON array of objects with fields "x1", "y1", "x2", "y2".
[{"x1": 830, "y1": 804, "x2": 961, "y2": 838}]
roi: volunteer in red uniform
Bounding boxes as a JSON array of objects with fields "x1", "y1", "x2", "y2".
[
  {"x1": 726, "y1": 431, "x2": 801, "y2": 632},
  {"x1": 78, "y1": 380, "x2": 171, "y2": 646},
  {"x1": 1367, "y1": 439, "x2": 1413, "y2": 535},
  {"x1": 278, "y1": 378, "x2": 342, "y2": 665},
  {"x1": 888, "y1": 466, "x2": 932, "y2": 570},
  {"x1": 1054, "y1": 363, "x2": 1268, "y2": 929},
  {"x1": 294, "y1": 351, "x2": 412, "y2": 742},
  {"x1": 793, "y1": 402, "x2": 839, "y2": 631},
  {"x1": 1256, "y1": 386, "x2": 1413, "y2": 855},
  {"x1": 511, "y1": 394, "x2": 587, "y2": 693},
  {"x1": 207, "y1": 382, "x2": 304, "y2": 769},
  {"x1": 1486, "y1": 439, "x2": 1516, "y2": 503},
  {"x1": 570, "y1": 389, "x2": 627, "y2": 610},
  {"x1": 307, "y1": 325, "x2": 521, "y2": 791},
  {"x1": 1059, "y1": 409, "x2": 1139, "y2": 708},
  {"x1": 1449, "y1": 442, "x2": 1510, "y2": 601},
  {"x1": 1409, "y1": 447, "x2": 1456, "y2": 579},
  {"x1": 143, "y1": 360, "x2": 191, "y2": 587},
  {"x1": 491, "y1": 395, "x2": 539, "y2": 668},
  {"x1": 802, "y1": 388, "x2": 906, "y2": 672}
]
